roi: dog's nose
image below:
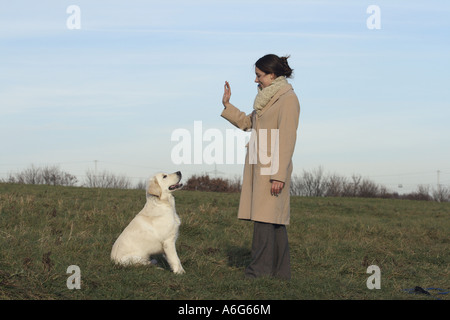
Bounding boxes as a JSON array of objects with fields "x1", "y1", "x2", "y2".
[{"x1": 176, "y1": 171, "x2": 181, "y2": 177}]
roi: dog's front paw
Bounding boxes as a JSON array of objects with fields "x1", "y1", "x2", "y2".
[{"x1": 173, "y1": 267, "x2": 185, "y2": 275}]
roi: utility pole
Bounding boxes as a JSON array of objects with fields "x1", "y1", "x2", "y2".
[
  {"x1": 437, "y1": 170, "x2": 441, "y2": 191},
  {"x1": 208, "y1": 163, "x2": 224, "y2": 178}
]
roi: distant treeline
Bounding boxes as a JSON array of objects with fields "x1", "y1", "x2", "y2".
[
  {"x1": 2, "y1": 165, "x2": 449, "y2": 202},
  {"x1": 2, "y1": 165, "x2": 135, "y2": 190},
  {"x1": 289, "y1": 166, "x2": 449, "y2": 202}
]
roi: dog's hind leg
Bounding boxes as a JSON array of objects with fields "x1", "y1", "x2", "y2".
[{"x1": 118, "y1": 255, "x2": 152, "y2": 266}]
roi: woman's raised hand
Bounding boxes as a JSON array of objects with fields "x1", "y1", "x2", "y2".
[{"x1": 222, "y1": 81, "x2": 231, "y2": 107}]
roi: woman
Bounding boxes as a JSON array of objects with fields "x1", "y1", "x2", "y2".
[{"x1": 221, "y1": 54, "x2": 300, "y2": 280}]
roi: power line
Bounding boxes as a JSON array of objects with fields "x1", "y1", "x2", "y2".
[{"x1": 367, "y1": 171, "x2": 437, "y2": 178}]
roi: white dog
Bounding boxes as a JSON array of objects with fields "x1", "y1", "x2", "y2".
[{"x1": 111, "y1": 171, "x2": 185, "y2": 274}]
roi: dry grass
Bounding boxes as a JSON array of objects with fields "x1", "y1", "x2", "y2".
[{"x1": 0, "y1": 183, "x2": 449, "y2": 300}]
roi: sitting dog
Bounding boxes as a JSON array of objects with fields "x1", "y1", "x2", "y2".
[{"x1": 111, "y1": 171, "x2": 185, "y2": 274}]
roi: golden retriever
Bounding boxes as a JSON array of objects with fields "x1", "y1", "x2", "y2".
[{"x1": 111, "y1": 171, "x2": 185, "y2": 274}]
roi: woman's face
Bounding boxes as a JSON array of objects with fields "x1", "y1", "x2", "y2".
[{"x1": 255, "y1": 67, "x2": 275, "y2": 89}]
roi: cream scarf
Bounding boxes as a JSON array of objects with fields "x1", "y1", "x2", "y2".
[{"x1": 253, "y1": 76, "x2": 289, "y2": 116}]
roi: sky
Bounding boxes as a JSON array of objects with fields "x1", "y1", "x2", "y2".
[{"x1": 1, "y1": 0, "x2": 449, "y2": 193}]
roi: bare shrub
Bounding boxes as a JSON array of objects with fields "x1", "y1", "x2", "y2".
[
  {"x1": 290, "y1": 173, "x2": 305, "y2": 196},
  {"x1": 41, "y1": 165, "x2": 78, "y2": 186},
  {"x1": 358, "y1": 178, "x2": 380, "y2": 198},
  {"x1": 83, "y1": 170, "x2": 132, "y2": 189},
  {"x1": 302, "y1": 166, "x2": 328, "y2": 197},
  {"x1": 8, "y1": 165, "x2": 43, "y2": 185},
  {"x1": 184, "y1": 174, "x2": 241, "y2": 193},
  {"x1": 134, "y1": 179, "x2": 147, "y2": 190},
  {"x1": 378, "y1": 185, "x2": 392, "y2": 199},
  {"x1": 404, "y1": 185, "x2": 432, "y2": 201},
  {"x1": 290, "y1": 167, "x2": 389, "y2": 199},
  {"x1": 6, "y1": 165, "x2": 77, "y2": 186},
  {"x1": 228, "y1": 175, "x2": 242, "y2": 192},
  {"x1": 432, "y1": 186, "x2": 450, "y2": 203},
  {"x1": 325, "y1": 174, "x2": 347, "y2": 197},
  {"x1": 342, "y1": 174, "x2": 361, "y2": 197}
]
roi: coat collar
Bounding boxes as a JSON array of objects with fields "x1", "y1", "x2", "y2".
[{"x1": 256, "y1": 84, "x2": 293, "y2": 118}]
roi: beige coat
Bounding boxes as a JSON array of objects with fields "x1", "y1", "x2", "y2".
[{"x1": 221, "y1": 84, "x2": 300, "y2": 225}]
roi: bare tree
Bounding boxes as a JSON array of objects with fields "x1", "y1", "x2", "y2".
[
  {"x1": 41, "y1": 165, "x2": 78, "y2": 186},
  {"x1": 290, "y1": 173, "x2": 304, "y2": 196},
  {"x1": 83, "y1": 169, "x2": 132, "y2": 189},
  {"x1": 302, "y1": 166, "x2": 328, "y2": 197},
  {"x1": 378, "y1": 185, "x2": 390, "y2": 199},
  {"x1": 404, "y1": 184, "x2": 432, "y2": 201},
  {"x1": 300, "y1": 170, "x2": 315, "y2": 197},
  {"x1": 358, "y1": 178, "x2": 380, "y2": 198},
  {"x1": 134, "y1": 179, "x2": 147, "y2": 190},
  {"x1": 325, "y1": 174, "x2": 347, "y2": 197},
  {"x1": 342, "y1": 174, "x2": 362, "y2": 197},
  {"x1": 11, "y1": 165, "x2": 43, "y2": 184},
  {"x1": 432, "y1": 186, "x2": 450, "y2": 202},
  {"x1": 6, "y1": 165, "x2": 77, "y2": 186}
]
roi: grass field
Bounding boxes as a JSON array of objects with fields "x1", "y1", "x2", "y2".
[{"x1": 0, "y1": 183, "x2": 448, "y2": 300}]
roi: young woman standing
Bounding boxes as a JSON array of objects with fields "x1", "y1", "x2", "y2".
[{"x1": 221, "y1": 54, "x2": 300, "y2": 280}]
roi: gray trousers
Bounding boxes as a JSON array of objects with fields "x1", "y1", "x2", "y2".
[{"x1": 245, "y1": 221, "x2": 291, "y2": 280}]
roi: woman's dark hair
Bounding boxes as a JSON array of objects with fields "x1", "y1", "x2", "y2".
[{"x1": 255, "y1": 54, "x2": 293, "y2": 78}]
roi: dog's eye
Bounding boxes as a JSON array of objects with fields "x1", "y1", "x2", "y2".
[{"x1": 163, "y1": 175, "x2": 167, "y2": 179}]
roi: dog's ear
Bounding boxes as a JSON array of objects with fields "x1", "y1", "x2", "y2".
[{"x1": 147, "y1": 177, "x2": 162, "y2": 198}]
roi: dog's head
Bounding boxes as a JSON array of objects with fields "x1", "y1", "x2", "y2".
[{"x1": 147, "y1": 171, "x2": 183, "y2": 198}]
